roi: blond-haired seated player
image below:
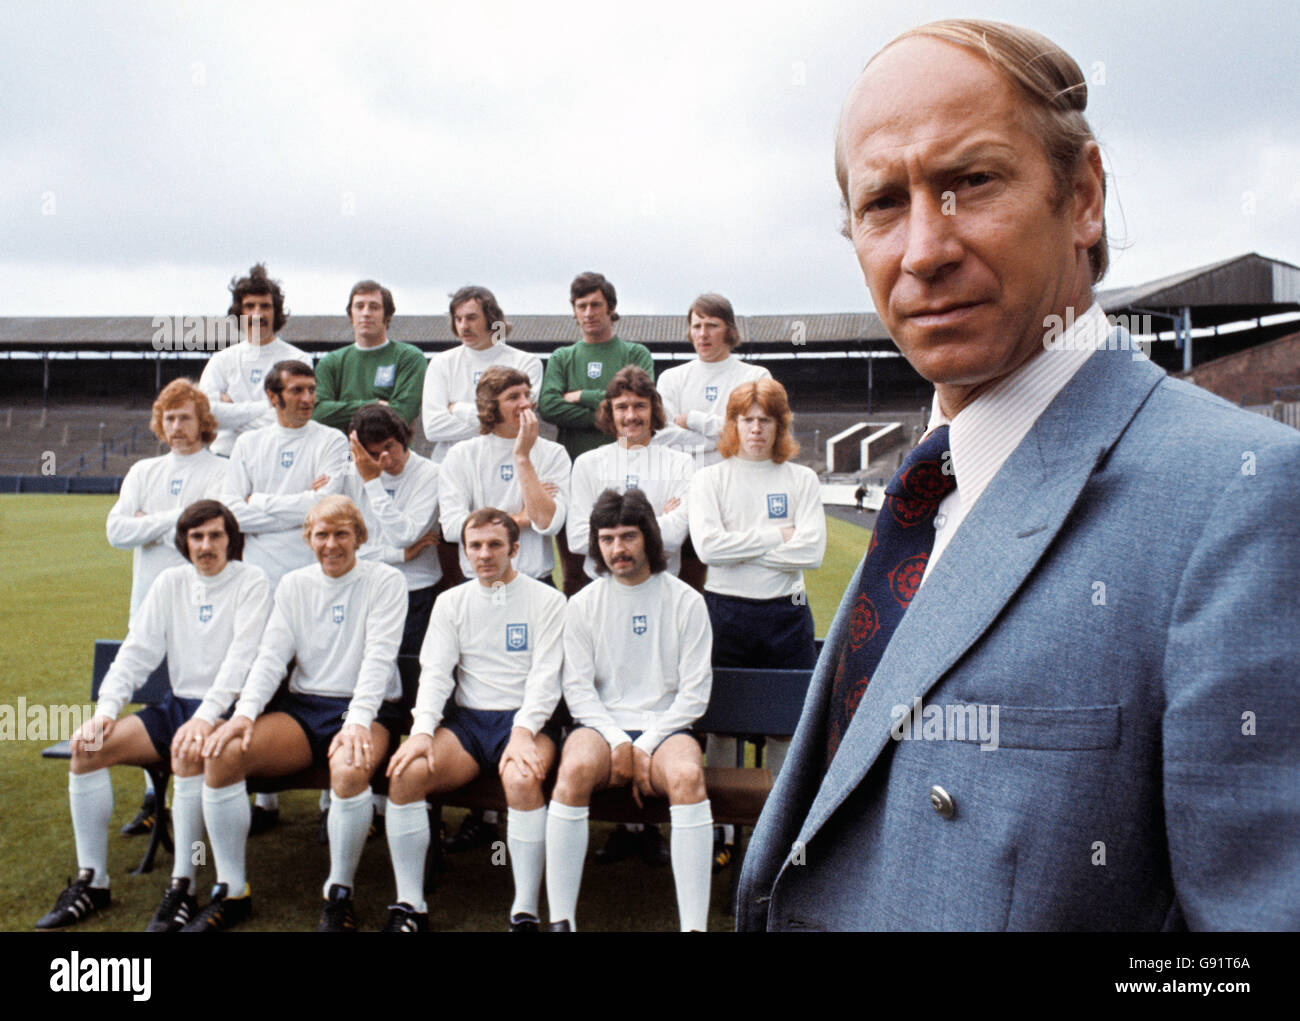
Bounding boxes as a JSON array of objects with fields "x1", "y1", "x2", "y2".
[{"x1": 195, "y1": 495, "x2": 407, "y2": 932}]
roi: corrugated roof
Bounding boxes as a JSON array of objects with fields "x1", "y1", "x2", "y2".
[
  {"x1": 0, "y1": 311, "x2": 890, "y2": 349},
  {"x1": 1098, "y1": 252, "x2": 1300, "y2": 323}
]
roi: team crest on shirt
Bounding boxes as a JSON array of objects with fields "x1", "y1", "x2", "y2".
[
  {"x1": 198, "y1": 604, "x2": 213, "y2": 623},
  {"x1": 625, "y1": 474, "x2": 640, "y2": 489},
  {"x1": 767, "y1": 493, "x2": 789, "y2": 518},
  {"x1": 331, "y1": 604, "x2": 345, "y2": 624},
  {"x1": 473, "y1": 370, "x2": 483, "y2": 385},
  {"x1": 374, "y1": 364, "x2": 396, "y2": 388},
  {"x1": 385, "y1": 488, "x2": 396, "y2": 500},
  {"x1": 500, "y1": 464, "x2": 514, "y2": 481},
  {"x1": 587, "y1": 361, "x2": 602, "y2": 379},
  {"x1": 170, "y1": 478, "x2": 183, "y2": 495},
  {"x1": 632, "y1": 615, "x2": 648, "y2": 635},
  {"x1": 506, "y1": 624, "x2": 528, "y2": 651},
  {"x1": 281, "y1": 450, "x2": 295, "y2": 469},
  {"x1": 250, "y1": 368, "x2": 263, "y2": 385},
  {"x1": 705, "y1": 385, "x2": 718, "y2": 402}
]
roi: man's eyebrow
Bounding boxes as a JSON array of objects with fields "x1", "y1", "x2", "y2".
[{"x1": 853, "y1": 141, "x2": 1020, "y2": 192}]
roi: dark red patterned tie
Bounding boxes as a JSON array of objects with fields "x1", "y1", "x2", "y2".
[{"x1": 825, "y1": 426, "x2": 955, "y2": 764}]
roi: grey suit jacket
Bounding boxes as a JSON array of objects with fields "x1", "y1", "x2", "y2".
[{"x1": 737, "y1": 343, "x2": 1300, "y2": 931}]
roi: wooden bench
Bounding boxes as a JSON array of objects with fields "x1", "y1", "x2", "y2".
[{"x1": 46, "y1": 640, "x2": 816, "y2": 908}]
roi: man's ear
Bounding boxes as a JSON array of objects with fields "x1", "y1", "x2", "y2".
[{"x1": 1072, "y1": 140, "x2": 1105, "y2": 252}]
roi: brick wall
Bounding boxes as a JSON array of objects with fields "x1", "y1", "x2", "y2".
[{"x1": 1177, "y1": 331, "x2": 1300, "y2": 406}]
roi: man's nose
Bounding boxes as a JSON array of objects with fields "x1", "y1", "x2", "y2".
[{"x1": 901, "y1": 191, "x2": 963, "y2": 280}]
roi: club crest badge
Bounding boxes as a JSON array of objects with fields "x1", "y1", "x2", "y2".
[
  {"x1": 280, "y1": 450, "x2": 295, "y2": 469},
  {"x1": 625, "y1": 474, "x2": 640, "y2": 489},
  {"x1": 170, "y1": 479, "x2": 183, "y2": 495},
  {"x1": 250, "y1": 368, "x2": 263, "y2": 385},
  {"x1": 500, "y1": 464, "x2": 514, "y2": 482},
  {"x1": 587, "y1": 361, "x2": 602, "y2": 380},
  {"x1": 705, "y1": 385, "x2": 718, "y2": 402},
  {"x1": 473, "y1": 370, "x2": 483, "y2": 385},
  {"x1": 198, "y1": 604, "x2": 213, "y2": 623},
  {"x1": 374, "y1": 364, "x2": 396, "y2": 388},
  {"x1": 767, "y1": 493, "x2": 788, "y2": 518},
  {"x1": 506, "y1": 624, "x2": 528, "y2": 651},
  {"x1": 331, "y1": 604, "x2": 345, "y2": 624},
  {"x1": 632, "y1": 615, "x2": 648, "y2": 635},
  {"x1": 385, "y1": 488, "x2": 396, "y2": 500}
]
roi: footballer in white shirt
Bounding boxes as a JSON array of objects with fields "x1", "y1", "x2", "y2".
[
  {"x1": 105, "y1": 379, "x2": 229, "y2": 840},
  {"x1": 196, "y1": 495, "x2": 407, "y2": 932},
  {"x1": 107, "y1": 379, "x2": 229, "y2": 623},
  {"x1": 422, "y1": 285, "x2": 544, "y2": 465},
  {"x1": 567, "y1": 366, "x2": 694, "y2": 583},
  {"x1": 381, "y1": 507, "x2": 566, "y2": 932},
  {"x1": 36, "y1": 501, "x2": 270, "y2": 932},
  {"x1": 547, "y1": 489, "x2": 715, "y2": 931},
  {"x1": 689, "y1": 379, "x2": 825, "y2": 858},
  {"x1": 439, "y1": 366, "x2": 570, "y2": 583},
  {"x1": 200, "y1": 263, "x2": 308, "y2": 457},
  {"x1": 656, "y1": 293, "x2": 772, "y2": 467},
  {"x1": 346, "y1": 403, "x2": 442, "y2": 655},
  {"x1": 223, "y1": 360, "x2": 350, "y2": 591}
]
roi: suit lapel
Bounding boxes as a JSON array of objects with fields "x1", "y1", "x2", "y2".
[{"x1": 795, "y1": 345, "x2": 1166, "y2": 846}]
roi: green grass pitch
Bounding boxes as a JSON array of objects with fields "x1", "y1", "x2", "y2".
[{"x1": 0, "y1": 494, "x2": 868, "y2": 932}]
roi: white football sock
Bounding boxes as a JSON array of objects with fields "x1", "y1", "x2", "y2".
[
  {"x1": 372, "y1": 792, "x2": 386, "y2": 815},
  {"x1": 69, "y1": 769, "x2": 112, "y2": 888},
  {"x1": 143, "y1": 770, "x2": 156, "y2": 796},
  {"x1": 203, "y1": 779, "x2": 250, "y2": 893},
  {"x1": 255, "y1": 792, "x2": 279, "y2": 811},
  {"x1": 385, "y1": 799, "x2": 429, "y2": 914},
  {"x1": 545, "y1": 801, "x2": 589, "y2": 929},
  {"x1": 171, "y1": 774, "x2": 204, "y2": 883},
  {"x1": 670, "y1": 799, "x2": 713, "y2": 932},
  {"x1": 324, "y1": 789, "x2": 372, "y2": 895},
  {"x1": 507, "y1": 806, "x2": 546, "y2": 920},
  {"x1": 319, "y1": 790, "x2": 331, "y2": 812}
]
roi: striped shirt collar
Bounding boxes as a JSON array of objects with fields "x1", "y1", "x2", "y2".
[{"x1": 924, "y1": 302, "x2": 1108, "y2": 515}]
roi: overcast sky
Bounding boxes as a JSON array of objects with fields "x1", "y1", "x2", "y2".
[{"x1": 2, "y1": 0, "x2": 1296, "y2": 319}]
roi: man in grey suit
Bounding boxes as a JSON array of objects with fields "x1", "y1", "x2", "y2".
[{"x1": 738, "y1": 18, "x2": 1300, "y2": 931}]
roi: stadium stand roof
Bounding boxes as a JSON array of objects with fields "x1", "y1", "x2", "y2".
[
  {"x1": 1097, "y1": 252, "x2": 1300, "y2": 325},
  {"x1": 0, "y1": 311, "x2": 892, "y2": 353}
]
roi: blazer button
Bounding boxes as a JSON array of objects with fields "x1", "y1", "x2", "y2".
[{"x1": 929, "y1": 785, "x2": 955, "y2": 819}]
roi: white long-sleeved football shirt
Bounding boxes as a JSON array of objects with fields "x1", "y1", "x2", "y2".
[
  {"x1": 233, "y1": 558, "x2": 406, "y2": 730},
  {"x1": 106, "y1": 448, "x2": 229, "y2": 623},
  {"x1": 421, "y1": 343, "x2": 544, "y2": 464},
  {"x1": 95, "y1": 560, "x2": 271, "y2": 726},
  {"x1": 412, "y1": 573, "x2": 566, "y2": 739},
  {"x1": 439, "y1": 432, "x2": 570, "y2": 580},
  {"x1": 567, "y1": 440, "x2": 694, "y2": 579},
  {"x1": 656, "y1": 355, "x2": 771, "y2": 466},
  {"x1": 688, "y1": 457, "x2": 826, "y2": 599},
  {"x1": 199, "y1": 337, "x2": 309, "y2": 457},
  {"x1": 344, "y1": 451, "x2": 442, "y2": 591},
  {"x1": 562, "y1": 571, "x2": 712, "y2": 756},
  {"x1": 223, "y1": 420, "x2": 349, "y2": 589}
]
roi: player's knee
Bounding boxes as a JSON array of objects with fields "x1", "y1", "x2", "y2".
[
  {"x1": 330, "y1": 763, "x2": 371, "y2": 798},
  {"x1": 69, "y1": 747, "x2": 101, "y2": 774},
  {"x1": 501, "y1": 766, "x2": 542, "y2": 806},
  {"x1": 665, "y1": 759, "x2": 706, "y2": 803},
  {"x1": 203, "y1": 742, "x2": 244, "y2": 784},
  {"x1": 554, "y1": 754, "x2": 598, "y2": 799},
  {"x1": 388, "y1": 767, "x2": 427, "y2": 805}
]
